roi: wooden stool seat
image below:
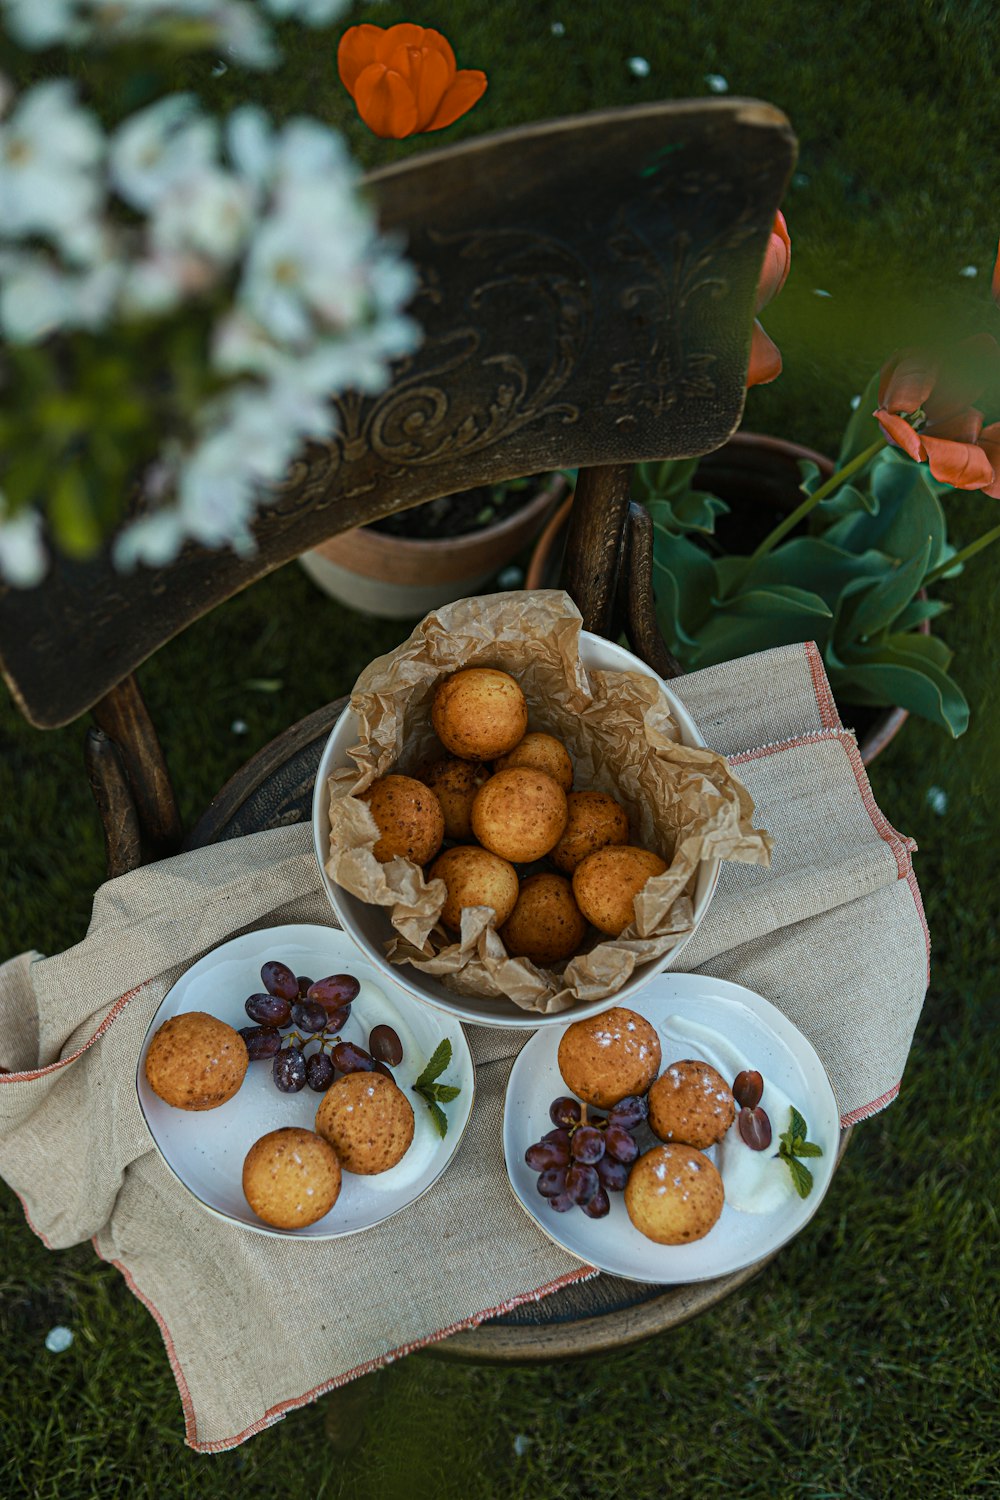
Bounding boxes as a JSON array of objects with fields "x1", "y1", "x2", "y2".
[{"x1": 189, "y1": 699, "x2": 849, "y2": 1361}]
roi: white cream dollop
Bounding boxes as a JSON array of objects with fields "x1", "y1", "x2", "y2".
[{"x1": 660, "y1": 1014, "x2": 797, "y2": 1216}]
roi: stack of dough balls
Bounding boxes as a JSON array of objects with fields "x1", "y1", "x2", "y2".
[{"x1": 355, "y1": 666, "x2": 670, "y2": 966}]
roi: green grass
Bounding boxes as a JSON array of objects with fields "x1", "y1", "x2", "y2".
[{"x1": 2, "y1": 1, "x2": 1000, "y2": 1495}]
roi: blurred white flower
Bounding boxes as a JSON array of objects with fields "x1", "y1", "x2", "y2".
[
  {"x1": 0, "y1": 495, "x2": 47, "y2": 588},
  {"x1": 262, "y1": 0, "x2": 347, "y2": 21},
  {"x1": 1, "y1": 0, "x2": 82, "y2": 48},
  {"x1": 152, "y1": 168, "x2": 254, "y2": 264},
  {"x1": 1, "y1": 0, "x2": 277, "y2": 64},
  {"x1": 0, "y1": 81, "x2": 105, "y2": 258},
  {"x1": 110, "y1": 94, "x2": 218, "y2": 211},
  {"x1": 121, "y1": 250, "x2": 216, "y2": 315},
  {"x1": 0, "y1": 250, "x2": 123, "y2": 342}
]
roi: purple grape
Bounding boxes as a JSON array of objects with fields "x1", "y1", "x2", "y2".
[
  {"x1": 245, "y1": 992, "x2": 292, "y2": 1028},
  {"x1": 549, "y1": 1096, "x2": 582, "y2": 1129},
  {"x1": 273, "y1": 1047, "x2": 306, "y2": 1093},
  {"x1": 371, "y1": 1059, "x2": 395, "y2": 1080},
  {"x1": 595, "y1": 1156, "x2": 629, "y2": 1192},
  {"x1": 305, "y1": 1052, "x2": 335, "y2": 1092},
  {"x1": 536, "y1": 1168, "x2": 568, "y2": 1199},
  {"x1": 291, "y1": 1000, "x2": 328, "y2": 1034},
  {"x1": 565, "y1": 1163, "x2": 600, "y2": 1207},
  {"x1": 525, "y1": 1140, "x2": 570, "y2": 1172},
  {"x1": 608, "y1": 1095, "x2": 649, "y2": 1130},
  {"x1": 548, "y1": 1192, "x2": 575, "y2": 1213},
  {"x1": 239, "y1": 1024, "x2": 281, "y2": 1061},
  {"x1": 582, "y1": 1186, "x2": 611, "y2": 1219},
  {"x1": 320, "y1": 1004, "x2": 351, "y2": 1035},
  {"x1": 541, "y1": 1127, "x2": 571, "y2": 1153},
  {"x1": 261, "y1": 960, "x2": 298, "y2": 1002},
  {"x1": 296, "y1": 975, "x2": 314, "y2": 998},
  {"x1": 604, "y1": 1125, "x2": 639, "y2": 1165},
  {"x1": 308, "y1": 974, "x2": 361, "y2": 1007},
  {"x1": 332, "y1": 1041, "x2": 374, "y2": 1075},
  {"x1": 570, "y1": 1126, "x2": 606, "y2": 1165},
  {"x1": 369, "y1": 1025, "x2": 403, "y2": 1066}
]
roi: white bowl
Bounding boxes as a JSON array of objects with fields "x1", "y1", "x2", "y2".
[{"x1": 311, "y1": 631, "x2": 721, "y2": 1029}]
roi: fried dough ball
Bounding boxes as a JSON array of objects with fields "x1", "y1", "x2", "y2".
[
  {"x1": 647, "y1": 1060, "x2": 736, "y2": 1149},
  {"x1": 494, "y1": 732, "x2": 573, "y2": 793},
  {"x1": 242, "y1": 1127, "x2": 341, "y2": 1230},
  {"x1": 557, "y1": 1006, "x2": 661, "y2": 1109},
  {"x1": 471, "y1": 767, "x2": 568, "y2": 863},
  {"x1": 419, "y1": 758, "x2": 491, "y2": 841},
  {"x1": 572, "y1": 845, "x2": 668, "y2": 937},
  {"x1": 551, "y1": 790, "x2": 630, "y2": 874},
  {"x1": 315, "y1": 1072, "x2": 414, "y2": 1175},
  {"x1": 500, "y1": 874, "x2": 587, "y2": 966},
  {"x1": 144, "y1": 1011, "x2": 248, "y2": 1111},
  {"x1": 429, "y1": 845, "x2": 520, "y2": 931},
  {"x1": 361, "y1": 774, "x2": 444, "y2": 865},
  {"x1": 431, "y1": 668, "x2": 527, "y2": 761},
  {"x1": 625, "y1": 1144, "x2": 724, "y2": 1245}
]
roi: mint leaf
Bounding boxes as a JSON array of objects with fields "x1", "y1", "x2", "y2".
[
  {"x1": 788, "y1": 1107, "x2": 808, "y2": 1142},
  {"x1": 785, "y1": 1156, "x2": 814, "y2": 1198},
  {"x1": 430, "y1": 1083, "x2": 462, "y2": 1103},
  {"x1": 413, "y1": 1039, "x2": 452, "y2": 1090},
  {"x1": 795, "y1": 1140, "x2": 824, "y2": 1158},
  {"x1": 425, "y1": 1099, "x2": 448, "y2": 1139}
]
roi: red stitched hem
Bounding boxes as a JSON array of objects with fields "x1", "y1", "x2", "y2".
[
  {"x1": 904, "y1": 865, "x2": 932, "y2": 986},
  {"x1": 804, "y1": 641, "x2": 842, "y2": 729},
  {"x1": 841, "y1": 1083, "x2": 900, "y2": 1126},
  {"x1": 89, "y1": 1239, "x2": 596, "y2": 1453},
  {"x1": 0, "y1": 983, "x2": 147, "y2": 1083}
]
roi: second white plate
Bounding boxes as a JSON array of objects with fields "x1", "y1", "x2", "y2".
[{"x1": 504, "y1": 973, "x2": 840, "y2": 1282}]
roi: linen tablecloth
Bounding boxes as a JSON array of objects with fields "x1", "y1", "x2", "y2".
[{"x1": 0, "y1": 641, "x2": 929, "y2": 1450}]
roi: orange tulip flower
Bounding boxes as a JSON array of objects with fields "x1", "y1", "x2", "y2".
[
  {"x1": 747, "y1": 210, "x2": 790, "y2": 388},
  {"x1": 338, "y1": 23, "x2": 487, "y2": 140},
  {"x1": 874, "y1": 333, "x2": 1000, "y2": 495}
]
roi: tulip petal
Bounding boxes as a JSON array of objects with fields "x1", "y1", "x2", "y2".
[
  {"x1": 874, "y1": 409, "x2": 926, "y2": 462},
  {"x1": 352, "y1": 63, "x2": 419, "y2": 139},
  {"x1": 747, "y1": 321, "x2": 782, "y2": 387},
  {"x1": 920, "y1": 433, "x2": 995, "y2": 490},
  {"x1": 878, "y1": 349, "x2": 937, "y2": 414},
  {"x1": 754, "y1": 210, "x2": 791, "y2": 313},
  {"x1": 926, "y1": 407, "x2": 984, "y2": 445},
  {"x1": 337, "y1": 25, "x2": 384, "y2": 93},
  {"x1": 968, "y1": 420, "x2": 1000, "y2": 496},
  {"x1": 413, "y1": 27, "x2": 457, "y2": 76},
  {"x1": 425, "y1": 69, "x2": 488, "y2": 131},
  {"x1": 408, "y1": 46, "x2": 453, "y2": 131},
  {"x1": 376, "y1": 23, "x2": 428, "y2": 61}
]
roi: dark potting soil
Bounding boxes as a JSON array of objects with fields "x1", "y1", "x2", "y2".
[{"x1": 369, "y1": 480, "x2": 541, "y2": 540}]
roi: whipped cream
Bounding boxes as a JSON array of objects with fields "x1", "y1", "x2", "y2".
[{"x1": 660, "y1": 1014, "x2": 796, "y2": 1215}]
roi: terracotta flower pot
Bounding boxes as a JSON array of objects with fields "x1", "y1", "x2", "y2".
[
  {"x1": 301, "y1": 473, "x2": 568, "y2": 620},
  {"x1": 526, "y1": 434, "x2": 918, "y2": 766}
]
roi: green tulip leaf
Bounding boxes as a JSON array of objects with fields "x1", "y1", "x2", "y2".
[
  {"x1": 892, "y1": 597, "x2": 950, "y2": 632},
  {"x1": 817, "y1": 481, "x2": 879, "y2": 518},
  {"x1": 797, "y1": 459, "x2": 824, "y2": 496},
  {"x1": 827, "y1": 645, "x2": 969, "y2": 737},
  {"x1": 693, "y1": 584, "x2": 832, "y2": 668},
  {"x1": 650, "y1": 528, "x2": 718, "y2": 650},
  {"x1": 835, "y1": 539, "x2": 931, "y2": 644},
  {"x1": 729, "y1": 537, "x2": 890, "y2": 610},
  {"x1": 836, "y1": 368, "x2": 884, "y2": 470},
  {"x1": 823, "y1": 452, "x2": 948, "y2": 571}
]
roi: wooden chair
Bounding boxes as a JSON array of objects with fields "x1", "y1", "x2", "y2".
[{"x1": 0, "y1": 99, "x2": 809, "y2": 1359}]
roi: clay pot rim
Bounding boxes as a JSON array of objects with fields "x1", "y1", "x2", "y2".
[{"x1": 335, "y1": 471, "x2": 568, "y2": 558}]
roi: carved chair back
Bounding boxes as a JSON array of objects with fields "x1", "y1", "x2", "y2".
[{"x1": 0, "y1": 100, "x2": 795, "y2": 867}]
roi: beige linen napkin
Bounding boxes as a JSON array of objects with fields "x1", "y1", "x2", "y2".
[{"x1": 0, "y1": 642, "x2": 928, "y2": 1451}]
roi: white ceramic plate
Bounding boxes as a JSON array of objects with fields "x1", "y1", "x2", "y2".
[
  {"x1": 504, "y1": 974, "x2": 839, "y2": 1282},
  {"x1": 136, "y1": 923, "x2": 474, "y2": 1239},
  {"x1": 311, "y1": 627, "x2": 721, "y2": 1029}
]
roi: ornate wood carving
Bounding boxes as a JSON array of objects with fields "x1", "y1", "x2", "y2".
[{"x1": 0, "y1": 101, "x2": 795, "y2": 727}]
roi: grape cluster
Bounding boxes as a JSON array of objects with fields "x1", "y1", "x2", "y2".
[
  {"x1": 238, "y1": 959, "x2": 403, "y2": 1097},
  {"x1": 524, "y1": 1094, "x2": 648, "y2": 1218}
]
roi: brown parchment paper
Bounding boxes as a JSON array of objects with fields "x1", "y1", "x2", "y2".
[{"x1": 326, "y1": 590, "x2": 772, "y2": 1014}]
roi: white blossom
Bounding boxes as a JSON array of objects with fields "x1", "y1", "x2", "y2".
[
  {"x1": 110, "y1": 94, "x2": 218, "y2": 211},
  {"x1": 151, "y1": 168, "x2": 254, "y2": 264},
  {"x1": 0, "y1": 250, "x2": 123, "y2": 342},
  {"x1": 0, "y1": 81, "x2": 105, "y2": 258},
  {"x1": 121, "y1": 249, "x2": 216, "y2": 315},
  {"x1": 1, "y1": 0, "x2": 83, "y2": 48},
  {"x1": 261, "y1": 0, "x2": 347, "y2": 22},
  {"x1": 0, "y1": 496, "x2": 47, "y2": 589}
]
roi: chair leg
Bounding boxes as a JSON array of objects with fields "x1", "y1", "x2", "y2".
[
  {"x1": 560, "y1": 464, "x2": 633, "y2": 635},
  {"x1": 91, "y1": 674, "x2": 182, "y2": 861},
  {"x1": 621, "y1": 503, "x2": 683, "y2": 680},
  {"x1": 85, "y1": 728, "x2": 144, "y2": 879}
]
